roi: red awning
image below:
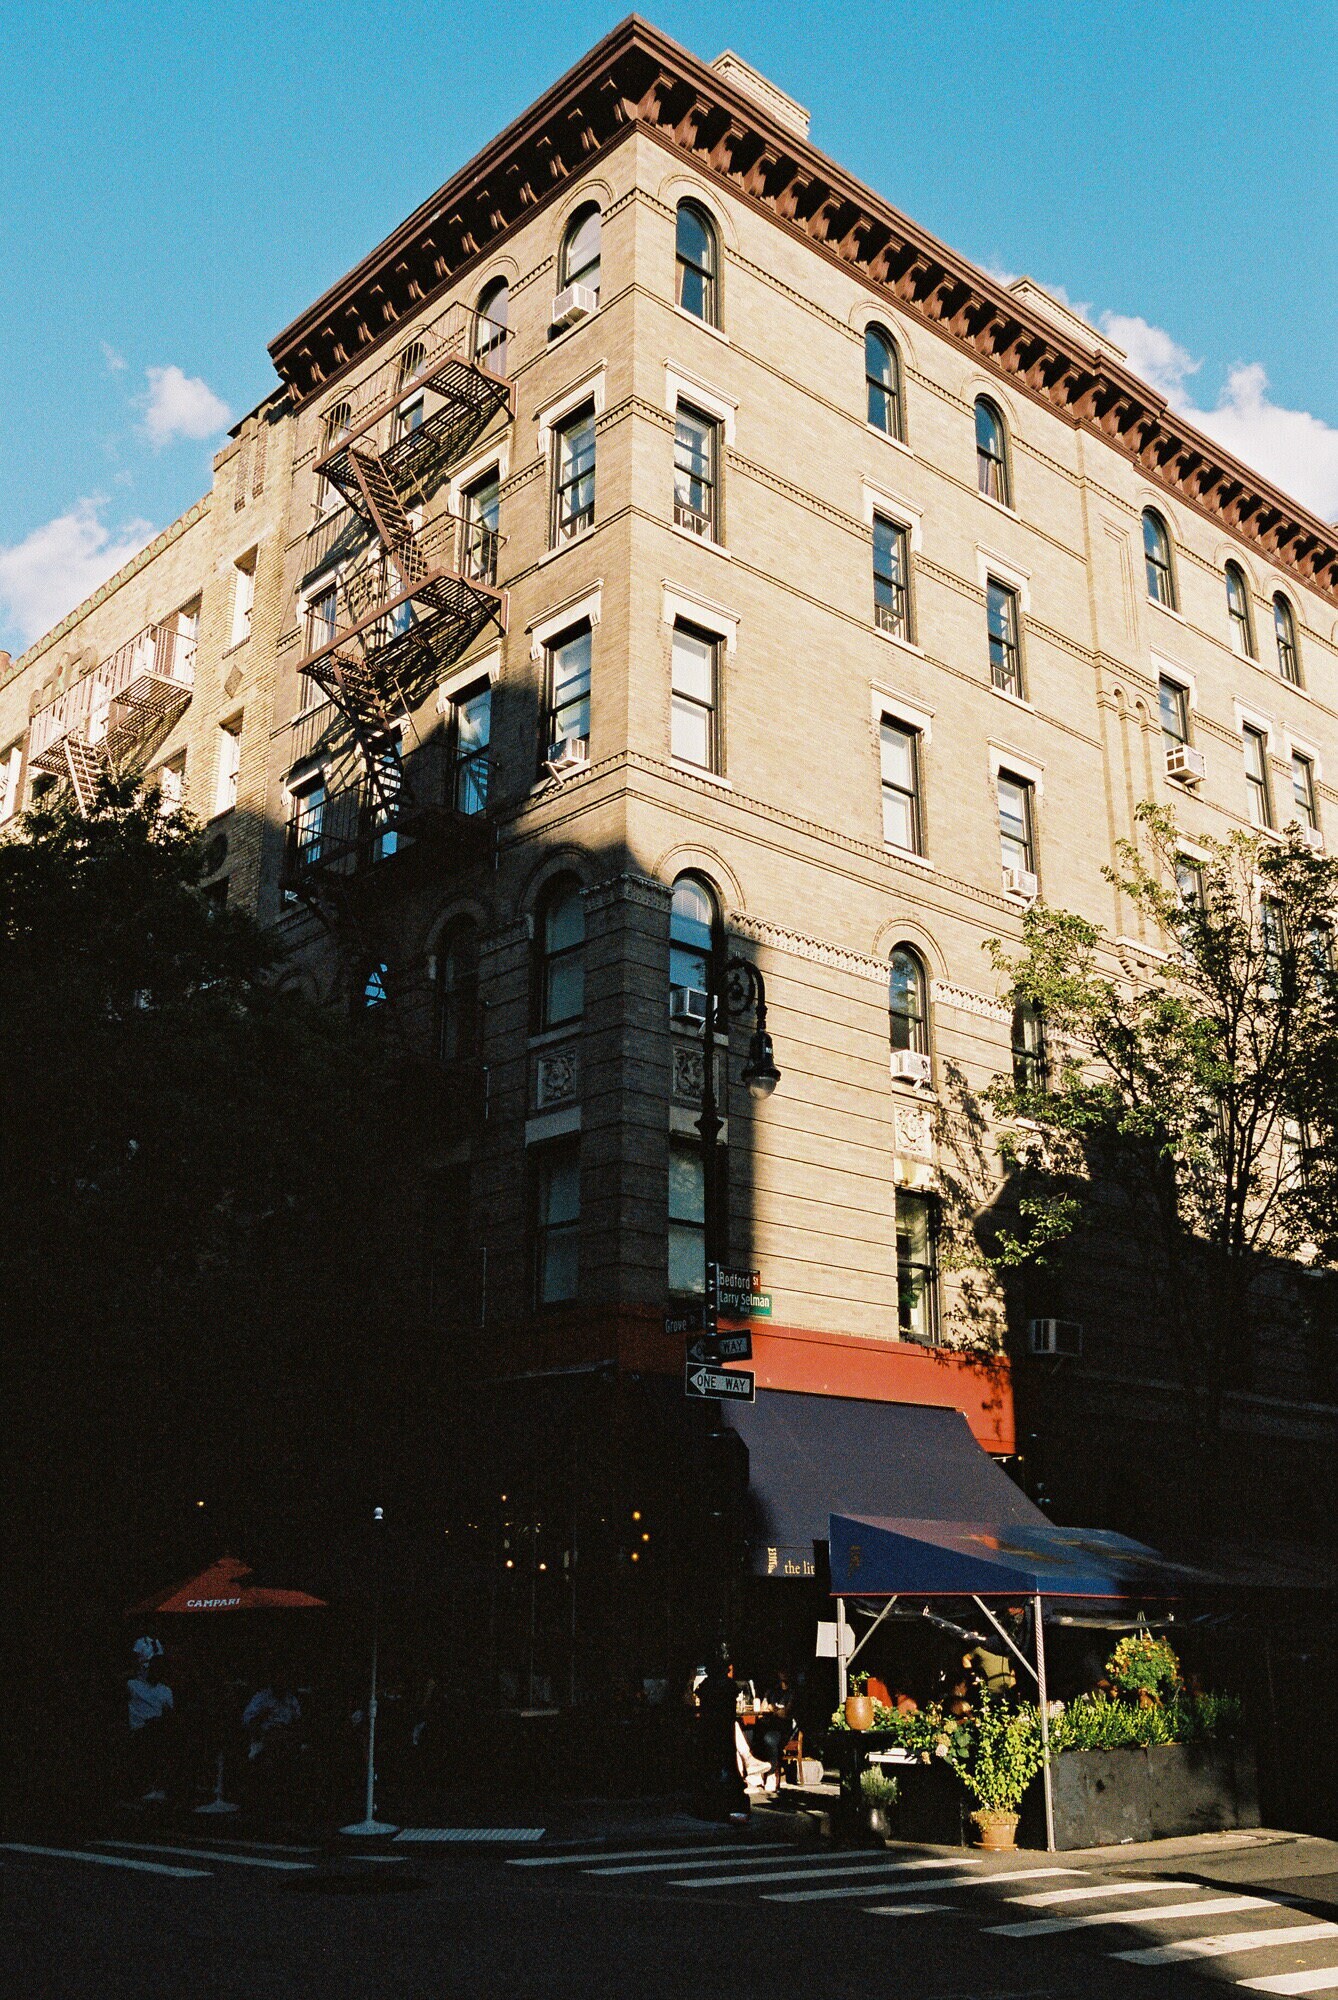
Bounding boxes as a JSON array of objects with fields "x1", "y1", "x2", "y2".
[{"x1": 130, "y1": 1555, "x2": 326, "y2": 1615}]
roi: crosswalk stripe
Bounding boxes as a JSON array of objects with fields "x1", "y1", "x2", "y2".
[
  {"x1": 510, "y1": 1841, "x2": 773, "y2": 1869},
  {"x1": 767, "y1": 1870, "x2": 991, "y2": 1905},
  {"x1": 95, "y1": 1841, "x2": 313, "y2": 1872},
  {"x1": 0, "y1": 1842, "x2": 210, "y2": 1880},
  {"x1": 989, "y1": 1894, "x2": 1272, "y2": 1937},
  {"x1": 588, "y1": 1845, "x2": 799, "y2": 1875},
  {"x1": 1117, "y1": 1924, "x2": 1338, "y2": 1966},
  {"x1": 396, "y1": 1828, "x2": 545, "y2": 1844},
  {"x1": 1239, "y1": 1974, "x2": 1338, "y2": 1996},
  {"x1": 863, "y1": 1903, "x2": 956, "y2": 1918},
  {"x1": 675, "y1": 1857, "x2": 983, "y2": 1891},
  {"x1": 1011, "y1": 1879, "x2": 1181, "y2": 1906}
]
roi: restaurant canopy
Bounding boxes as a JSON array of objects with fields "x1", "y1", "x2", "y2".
[
  {"x1": 828, "y1": 1514, "x2": 1206, "y2": 1601},
  {"x1": 130, "y1": 1555, "x2": 326, "y2": 1615},
  {"x1": 727, "y1": 1390, "x2": 1045, "y2": 1578}
]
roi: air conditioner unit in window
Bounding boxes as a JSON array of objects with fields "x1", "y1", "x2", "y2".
[
  {"x1": 1029, "y1": 1318, "x2": 1083, "y2": 1358},
  {"x1": 1002, "y1": 865, "x2": 1039, "y2": 902},
  {"x1": 1165, "y1": 743, "x2": 1206, "y2": 785},
  {"x1": 550, "y1": 284, "x2": 597, "y2": 330},
  {"x1": 889, "y1": 1049, "x2": 933, "y2": 1088},
  {"x1": 545, "y1": 738, "x2": 589, "y2": 777},
  {"x1": 670, "y1": 985, "x2": 710, "y2": 1026},
  {"x1": 1303, "y1": 823, "x2": 1325, "y2": 852}
]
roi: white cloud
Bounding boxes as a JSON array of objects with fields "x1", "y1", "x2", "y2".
[
  {"x1": 140, "y1": 365, "x2": 231, "y2": 447},
  {"x1": 0, "y1": 500, "x2": 156, "y2": 651},
  {"x1": 1099, "y1": 313, "x2": 1201, "y2": 401},
  {"x1": 101, "y1": 341, "x2": 128, "y2": 374}
]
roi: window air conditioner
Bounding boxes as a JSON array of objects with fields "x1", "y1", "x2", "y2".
[
  {"x1": 670, "y1": 985, "x2": 710, "y2": 1026},
  {"x1": 1303, "y1": 823, "x2": 1325, "y2": 852},
  {"x1": 1002, "y1": 865, "x2": 1039, "y2": 902},
  {"x1": 550, "y1": 284, "x2": 598, "y2": 330},
  {"x1": 1028, "y1": 1318, "x2": 1083, "y2": 1358},
  {"x1": 889, "y1": 1049, "x2": 933, "y2": 1088},
  {"x1": 1165, "y1": 743, "x2": 1206, "y2": 784},
  {"x1": 545, "y1": 738, "x2": 589, "y2": 776}
]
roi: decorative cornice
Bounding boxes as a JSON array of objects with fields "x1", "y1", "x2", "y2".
[{"x1": 268, "y1": 17, "x2": 1337, "y2": 607}]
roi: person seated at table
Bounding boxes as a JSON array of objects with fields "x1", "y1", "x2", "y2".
[
  {"x1": 891, "y1": 1688, "x2": 919, "y2": 1715},
  {"x1": 753, "y1": 1669, "x2": 795, "y2": 1792},
  {"x1": 865, "y1": 1674, "x2": 892, "y2": 1707}
]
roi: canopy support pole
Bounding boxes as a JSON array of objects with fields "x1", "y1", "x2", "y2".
[
  {"x1": 845, "y1": 1596, "x2": 898, "y2": 1670},
  {"x1": 969, "y1": 1597, "x2": 1037, "y2": 1687},
  {"x1": 836, "y1": 1597, "x2": 849, "y2": 1703},
  {"x1": 1034, "y1": 1591, "x2": 1055, "y2": 1854}
]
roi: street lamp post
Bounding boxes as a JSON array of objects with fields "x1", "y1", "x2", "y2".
[{"x1": 695, "y1": 955, "x2": 780, "y2": 1648}]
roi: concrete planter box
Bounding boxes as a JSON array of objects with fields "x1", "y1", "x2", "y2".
[{"x1": 1019, "y1": 1741, "x2": 1261, "y2": 1850}]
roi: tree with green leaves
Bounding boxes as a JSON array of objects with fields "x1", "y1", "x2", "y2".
[
  {"x1": 985, "y1": 805, "x2": 1338, "y2": 1515},
  {"x1": 0, "y1": 779, "x2": 427, "y2": 1621}
]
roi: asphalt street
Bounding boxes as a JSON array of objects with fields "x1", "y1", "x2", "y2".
[{"x1": 6, "y1": 1827, "x2": 1338, "y2": 2000}]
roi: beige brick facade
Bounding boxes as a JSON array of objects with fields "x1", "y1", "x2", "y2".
[{"x1": 6, "y1": 22, "x2": 1337, "y2": 1526}]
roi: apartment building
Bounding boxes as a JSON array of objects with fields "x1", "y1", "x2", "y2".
[{"x1": 6, "y1": 19, "x2": 1337, "y2": 1689}]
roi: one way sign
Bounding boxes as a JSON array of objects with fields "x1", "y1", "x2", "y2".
[
  {"x1": 686, "y1": 1330, "x2": 753, "y2": 1366},
  {"x1": 684, "y1": 1364, "x2": 755, "y2": 1403}
]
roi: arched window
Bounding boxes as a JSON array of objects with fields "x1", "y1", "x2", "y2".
[
  {"x1": 394, "y1": 340, "x2": 427, "y2": 440},
  {"x1": 475, "y1": 276, "x2": 509, "y2": 373},
  {"x1": 669, "y1": 873, "x2": 718, "y2": 999},
  {"x1": 865, "y1": 326, "x2": 904, "y2": 440},
  {"x1": 360, "y1": 962, "x2": 390, "y2": 1010},
  {"x1": 538, "y1": 876, "x2": 584, "y2": 1029},
  {"x1": 1225, "y1": 562, "x2": 1255, "y2": 657},
  {"x1": 1143, "y1": 509, "x2": 1176, "y2": 607},
  {"x1": 318, "y1": 401, "x2": 351, "y2": 514},
  {"x1": 889, "y1": 947, "x2": 929, "y2": 1055},
  {"x1": 560, "y1": 203, "x2": 601, "y2": 299},
  {"x1": 676, "y1": 200, "x2": 718, "y2": 324},
  {"x1": 1274, "y1": 594, "x2": 1302, "y2": 686},
  {"x1": 437, "y1": 919, "x2": 480, "y2": 1062},
  {"x1": 975, "y1": 398, "x2": 1010, "y2": 505},
  {"x1": 323, "y1": 400, "x2": 351, "y2": 451},
  {"x1": 1011, "y1": 999, "x2": 1047, "y2": 1092}
]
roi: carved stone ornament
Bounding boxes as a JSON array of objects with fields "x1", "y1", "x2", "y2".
[
  {"x1": 535, "y1": 1049, "x2": 578, "y2": 1109},
  {"x1": 672, "y1": 1045, "x2": 705, "y2": 1103},
  {"x1": 893, "y1": 1102, "x2": 936, "y2": 1161}
]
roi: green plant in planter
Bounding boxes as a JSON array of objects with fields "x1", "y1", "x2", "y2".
[
  {"x1": 859, "y1": 1768, "x2": 901, "y2": 1807},
  {"x1": 1048, "y1": 1688, "x2": 1244, "y2": 1753},
  {"x1": 939, "y1": 1692, "x2": 1047, "y2": 1813},
  {"x1": 1107, "y1": 1633, "x2": 1182, "y2": 1703}
]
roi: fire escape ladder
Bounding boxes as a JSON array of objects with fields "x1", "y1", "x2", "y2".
[
  {"x1": 346, "y1": 444, "x2": 428, "y2": 585},
  {"x1": 63, "y1": 736, "x2": 105, "y2": 812}
]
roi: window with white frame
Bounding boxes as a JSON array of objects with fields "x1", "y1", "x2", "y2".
[
  {"x1": 1242, "y1": 724, "x2": 1272, "y2": 829},
  {"x1": 0, "y1": 743, "x2": 22, "y2": 821},
  {"x1": 896, "y1": 1191, "x2": 939, "y2": 1344},
  {"x1": 289, "y1": 771, "x2": 327, "y2": 872},
  {"x1": 1159, "y1": 675, "x2": 1190, "y2": 748},
  {"x1": 214, "y1": 716, "x2": 242, "y2": 815},
  {"x1": 230, "y1": 550, "x2": 257, "y2": 646},
  {"x1": 552, "y1": 403, "x2": 596, "y2": 544},
  {"x1": 535, "y1": 1138, "x2": 581, "y2": 1305},
  {"x1": 545, "y1": 624, "x2": 592, "y2": 762},
  {"x1": 463, "y1": 469, "x2": 501, "y2": 584},
  {"x1": 673, "y1": 403, "x2": 719, "y2": 539},
  {"x1": 670, "y1": 621, "x2": 718, "y2": 770},
  {"x1": 986, "y1": 577, "x2": 1023, "y2": 696},
  {"x1": 873, "y1": 515, "x2": 911, "y2": 639},
  {"x1": 453, "y1": 682, "x2": 491, "y2": 815},
  {"x1": 1274, "y1": 595, "x2": 1302, "y2": 686},
  {"x1": 1226, "y1": 562, "x2": 1255, "y2": 658},
  {"x1": 1292, "y1": 751, "x2": 1318, "y2": 832},
  {"x1": 998, "y1": 770, "x2": 1035, "y2": 878},
  {"x1": 157, "y1": 753, "x2": 186, "y2": 816},
  {"x1": 879, "y1": 717, "x2": 922, "y2": 853}
]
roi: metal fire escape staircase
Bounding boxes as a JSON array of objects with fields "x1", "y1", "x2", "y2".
[
  {"x1": 294, "y1": 304, "x2": 511, "y2": 859},
  {"x1": 28, "y1": 623, "x2": 197, "y2": 813}
]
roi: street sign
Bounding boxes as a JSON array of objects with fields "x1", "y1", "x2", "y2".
[
  {"x1": 716, "y1": 1267, "x2": 759, "y2": 1294},
  {"x1": 718, "y1": 1275, "x2": 772, "y2": 1319},
  {"x1": 684, "y1": 1364, "x2": 756, "y2": 1402},
  {"x1": 664, "y1": 1307, "x2": 704, "y2": 1337},
  {"x1": 686, "y1": 1330, "x2": 753, "y2": 1366}
]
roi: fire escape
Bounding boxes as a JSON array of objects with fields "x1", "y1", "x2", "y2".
[
  {"x1": 28, "y1": 623, "x2": 197, "y2": 811},
  {"x1": 288, "y1": 302, "x2": 511, "y2": 893}
]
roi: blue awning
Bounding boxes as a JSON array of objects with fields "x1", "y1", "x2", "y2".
[{"x1": 829, "y1": 1513, "x2": 1205, "y2": 1600}]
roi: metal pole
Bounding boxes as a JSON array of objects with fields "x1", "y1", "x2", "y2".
[
  {"x1": 836, "y1": 1597, "x2": 849, "y2": 1705},
  {"x1": 1033, "y1": 1592, "x2": 1055, "y2": 1854},
  {"x1": 342, "y1": 1505, "x2": 398, "y2": 1836}
]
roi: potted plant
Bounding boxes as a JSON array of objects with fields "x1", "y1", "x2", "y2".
[
  {"x1": 940, "y1": 1692, "x2": 1046, "y2": 1852},
  {"x1": 1106, "y1": 1633, "x2": 1181, "y2": 1709},
  {"x1": 858, "y1": 1766, "x2": 900, "y2": 1840},
  {"x1": 844, "y1": 1672, "x2": 874, "y2": 1732}
]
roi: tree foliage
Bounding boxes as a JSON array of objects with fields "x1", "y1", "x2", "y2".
[{"x1": 984, "y1": 806, "x2": 1338, "y2": 1447}]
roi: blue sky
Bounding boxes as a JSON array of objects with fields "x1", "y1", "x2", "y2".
[{"x1": 1, "y1": 0, "x2": 1334, "y2": 656}]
